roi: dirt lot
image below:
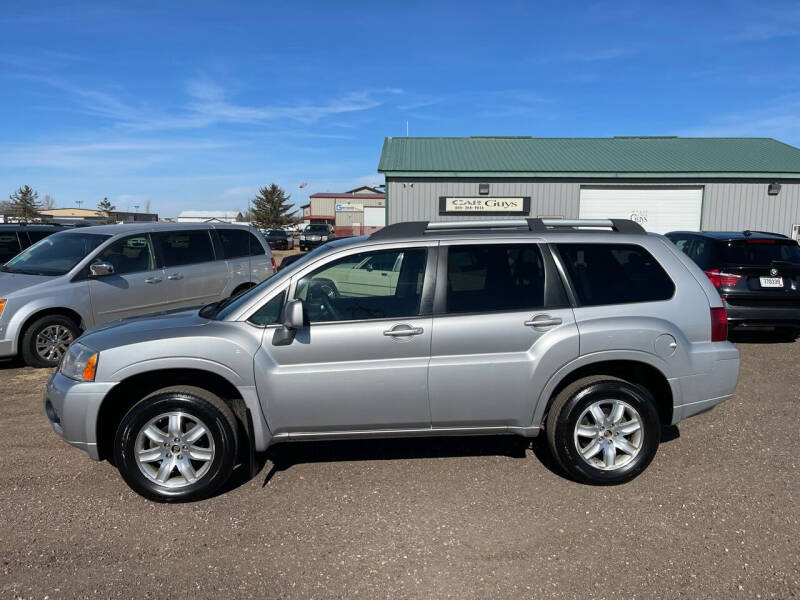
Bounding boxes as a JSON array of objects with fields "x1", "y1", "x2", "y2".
[{"x1": 1, "y1": 335, "x2": 799, "y2": 599}]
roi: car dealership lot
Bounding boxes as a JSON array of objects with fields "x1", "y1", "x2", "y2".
[{"x1": 2, "y1": 337, "x2": 799, "y2": 599}]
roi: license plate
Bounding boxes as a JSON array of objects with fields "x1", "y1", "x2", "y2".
[{"x1": 759, "y1": 276, "x2": 783, "y2": 288}]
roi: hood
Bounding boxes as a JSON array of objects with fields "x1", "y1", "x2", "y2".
[
  {"x1": 0, "y1": 271, "x2": 55, "y2": 297},
  {"x1": 80, "y1": 308, "x2": 210, "y2": 352}
]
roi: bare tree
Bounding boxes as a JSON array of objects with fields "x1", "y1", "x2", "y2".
[{"x1": 42, "y1": 194, "x2": 56, "y2": 210}]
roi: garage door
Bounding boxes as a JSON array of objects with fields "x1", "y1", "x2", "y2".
[{"x1": 579, "y1": 186, "x2": 703, "y2": 234}]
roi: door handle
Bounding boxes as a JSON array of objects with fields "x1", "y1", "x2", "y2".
[
  {"x1": 383, "y1": 325, "x2": 424, "y2": 337},
  {"x1": 524, "y1": 315, "x2": 563, "y2": 329},
  {"x1": 167, "y1": 273, "x2": 184, "y2": 280},
  {"x1": 145, "y1": 277, "x2": 162, "y2": 284}
]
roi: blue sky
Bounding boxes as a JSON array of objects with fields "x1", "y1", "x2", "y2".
[{"x1": 1, "y1": 0, "x2": 799, "y2": 217}]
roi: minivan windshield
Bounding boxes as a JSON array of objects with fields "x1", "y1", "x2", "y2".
[
  {"x1": 719, "y1": 239, "x2": 800, "y2": 266},
  {"x1": 1, "y1": 232, "x2": 110, "y2": 276}
]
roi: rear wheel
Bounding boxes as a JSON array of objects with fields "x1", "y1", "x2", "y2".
[
  {"x1": 114, "y1": 386, "x2": 238, "y2": 502},
  {"x1": 21, "y1": 314, "x2": 80, "y2": 368},
  {"x1": 546, "y1": 376, "x2": 660, "y2": 484}
]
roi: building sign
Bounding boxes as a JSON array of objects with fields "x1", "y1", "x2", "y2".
[
  {"x1": 439, "y1": 196, "x2": 530, "y2": 216},
  {"x1": 335, "y1": 203, "x2": 361, "y2": 212}
]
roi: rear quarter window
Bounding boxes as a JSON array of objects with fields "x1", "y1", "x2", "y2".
[{"x1": 556, "y1": 243, "x2": 675, "y2": 306}]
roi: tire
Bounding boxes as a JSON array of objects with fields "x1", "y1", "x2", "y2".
[
  {"x1": 114, "y1": 386, "x2": 239, "y2": 502},
  {"x1": 21, "y1": 314, "x2": 81, "y2": 368},
  {"x1": 546, "y1": 375, "x2": 660, "y2": 485}
]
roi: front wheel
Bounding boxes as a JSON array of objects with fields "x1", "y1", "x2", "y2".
[
  {"x1": 21, "y1": 314, "x2": 80, "y2": 368},
  {"x1": 546, "y1": 376, "x2": 660, "y2": 484},
  {"x1": 114, "y1": 386, "x2": 238, "y2": 502}
]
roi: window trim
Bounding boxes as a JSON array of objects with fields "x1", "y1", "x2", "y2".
[
  {"x1": 246, "y1": 287, "x2": 288, "y2": 328},
  {"x1": 433, "y1": 240, "x2": 568, "y2": 317},
  {"x1": 286, "y1": 244, "x2": 437, "y2": 325},
  {"x1": 151, "y1": 229, "x2": 217, "y2": 269},
  {"x1": 551, "y1": 241, "x2": 676, "y2": 308}
]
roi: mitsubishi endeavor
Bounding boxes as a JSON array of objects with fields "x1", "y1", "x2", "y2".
[{"x1": 43, "y1": 219, "x2": 740, "y2": 501}]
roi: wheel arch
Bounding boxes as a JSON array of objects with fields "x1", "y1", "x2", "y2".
[
  {"x1": 535, "y1": 356, "x2": 675, "y2": 428},
  {"x1": 16, "y1": 306, "x2": 86, "y2": 349},
  {"x1": 96, "y1": 368, "x2": 255, "y2": 463}
]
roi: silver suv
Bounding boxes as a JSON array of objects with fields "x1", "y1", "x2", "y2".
[
  {"x1": 44, "y1": 219, "x2": 740, "y2": 501},
  {"x1": 1, "y1": 222, "x2": 273, "y2": 367}
]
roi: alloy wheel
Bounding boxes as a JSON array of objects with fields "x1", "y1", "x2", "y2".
[{"x1": 573, "y1": 399, "x2": 643, "y2": 471}]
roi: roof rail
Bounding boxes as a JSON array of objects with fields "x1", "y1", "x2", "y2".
[{"x1": 369, "y1": 218, "x2": 646, "y2": 240}]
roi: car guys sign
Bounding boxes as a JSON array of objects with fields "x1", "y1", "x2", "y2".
[{"x1": 439, "y1": 196, "x2": 530, "y2": 216}]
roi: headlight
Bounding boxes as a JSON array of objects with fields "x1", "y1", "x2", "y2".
[
  {"x1": 321, "y1": 236, "x2": 328, "y2": 241},
  {"x1": 60, "y1": 342, "x2": 99, "y2": 381},
  {"x1": 0, "y1": 299, "x2": 6, "y2": 318}
]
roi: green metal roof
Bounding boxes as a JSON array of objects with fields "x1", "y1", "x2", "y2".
[{"x1": 377, "y1": 136, "x2": 800, "y2": 179}]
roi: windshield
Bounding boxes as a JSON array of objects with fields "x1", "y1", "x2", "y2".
[
  {"x1": 267, "y1": 230, "x2": 287, "y2": 237},
  {"x1": 304, "y1": 225, "x2": 329, "y2": 233},
  {"x1": 208, "y1": 243, "x2": 331, "y2": 320},
  {"x1": 1, "y1": 232, "x2": 110, "y2": 276},
  {"x1": 718, "y1": 240, "x2": 800, "y2": 266}
]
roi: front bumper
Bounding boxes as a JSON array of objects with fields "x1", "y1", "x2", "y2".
[
  {"x1": 0, "y1": 338, "x2": 14, "y2": 358},
  {"x1": 43, "y1": 372, "x2": 116, "y2": 460},
  {"x1": 724, "y1": 297, "x2": 800, "y2": 329}
]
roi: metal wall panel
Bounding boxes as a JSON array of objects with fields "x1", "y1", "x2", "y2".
[{"x1": 387, "y1": 178, "x2": 800, "y2": 237}]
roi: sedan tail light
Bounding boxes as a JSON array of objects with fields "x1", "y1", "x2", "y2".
[
  {"x1": 704, "y1": 268, "x2": 742, "y2": 289},
  {"x1": 710, "y1": 307, "x2": 728, "y2": 341}
]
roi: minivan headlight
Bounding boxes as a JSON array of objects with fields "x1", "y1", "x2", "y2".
[{"x1": 60, "y1": 342, "x2": 99, "y2": 381}]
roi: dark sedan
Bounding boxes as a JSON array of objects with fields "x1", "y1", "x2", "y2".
[{"x1": 265, "y1": 229, "x2": 295, "y2": 250}]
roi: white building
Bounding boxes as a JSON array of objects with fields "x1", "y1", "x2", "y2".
[{"x1": 177, "y1": 210, "x2": 243, "y2": 223}]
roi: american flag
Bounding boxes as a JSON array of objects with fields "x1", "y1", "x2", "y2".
[{"x1": 299, "y1": 182, "x2": 308, "y2": 188}]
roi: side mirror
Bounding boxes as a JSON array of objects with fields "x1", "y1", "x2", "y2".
[
  {"x1": 282, "y1": 299, "x2": 305, "y2": 329},
  {"x1": 89, "y1": 261, "x2": 115, "y2": 277}
]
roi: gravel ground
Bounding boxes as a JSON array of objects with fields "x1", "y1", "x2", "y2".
[{"x1": 1, "y1": 334, "x2": 799, "y2": 599}]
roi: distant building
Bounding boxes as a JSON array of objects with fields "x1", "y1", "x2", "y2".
[
  {"x1": 177, "y1": 210, "x2": 243, "y2": 223},
  {"x1": 38, "y1": 208, "x2": 158, "y2": 225},
  {"x1": 301, "y1": 186, "x2": 385, "y2": 236}
]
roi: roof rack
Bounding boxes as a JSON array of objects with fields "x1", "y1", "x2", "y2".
[{"x1": 370, "y1": 218, "x2": 646, "y2": 240}]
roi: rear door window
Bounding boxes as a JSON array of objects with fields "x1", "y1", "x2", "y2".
[
  {"x1": 445, "y1": 244, "x2": 545, "y2": 314},
  {"x1": 218, "y1": 228, "x2": 265, "y2": 258},
  {"x1": 556, "y1": 243, "x2": 674, "y2": 306},
  {"x1": 153, "y1": 230, "x2": 215, "y2": 267},
  {"x1": 0, "y1": 233, "x2": 22, "y2": 263}
]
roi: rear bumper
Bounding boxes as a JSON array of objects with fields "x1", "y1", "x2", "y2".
[
  {"x1": 723, "y1": 297, "x2": 800, "y2": 329},
  {"x1": 43, "y1": 372, "x2": 116, "y2": 460},
  {"x1": 672, "y1": 342, "x2": 740, "y2": 423}
]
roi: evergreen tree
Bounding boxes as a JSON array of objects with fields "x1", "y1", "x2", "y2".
[
  {"x1": 98, "y1": 197, "x2": 115, "y2": 214},
  {"x1": 250, "y1": 184, "x2": 299, "y2": 230},
  {"x1": 7, "y1": 185, "x2": 41, "y2": 221}
]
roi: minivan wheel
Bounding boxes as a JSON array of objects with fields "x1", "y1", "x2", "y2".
[
  {"x1": 546, "y1": 376, "x2": 660, "y2": 485},
  {"x1": 114, "y1": 386, "x2": 238, "y2": 502},
  {"x1": 21, "y1": 314, "x2": 80, "y2": 368}
]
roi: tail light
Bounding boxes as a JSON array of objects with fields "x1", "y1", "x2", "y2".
[
  {"x1": 710, "y1": 307, "x2": 728, "y2": 341},
  {"x1": 271, "y1": 257, "x2": 277, "y2": 274},
  {"x1": 704, "y1": 268, "x2": 742, "y2": 289}
]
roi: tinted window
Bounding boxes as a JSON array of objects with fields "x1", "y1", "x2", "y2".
[
  {"x1": 249, "y1": 291, "x2": 286, "y2": 326},
  {"x1": 557, "y1": 243, "x2": 674, "y2": 306},
  {"x1": 296, "y1": 248, "x2": 426, "y2": 322},
  {"x1": 688, "y1": 238, "x2": 714, "y2": 269},
  {"x1": 1, "y1": 232, "x2": 109, "y2": 276},
  {"x1": 446, "y1": 244, "x2": 545, "y2": 314},
  {"x1": 0, "y1": 233, "x2": 22, "y2": 263},
  {"x1": 26, "y1": 230, "x2": 53, "y2": 244},
  {"x1": 94, "y1": 235, "x2": 155, "y2": 275},
  {"x1": 153, "y1": 230, "x2": 214, "y2": 267},
  {"x1": 218, "y1": 228, "x2": 265, "y2": 258},
  {"x1": 267, "y1": 230, "x2": 287, "y2": 238},
  {"x1": 717, "y1": 239, "x2": 800, "y2": 266}
]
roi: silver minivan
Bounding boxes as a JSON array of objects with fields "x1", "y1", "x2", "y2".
[
  {"x1": 44, "y1": 219, "x2": 739, "y2": 501},
  {"x1": 1, "y1": 222, "x2": 274, "y2": 367}
]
